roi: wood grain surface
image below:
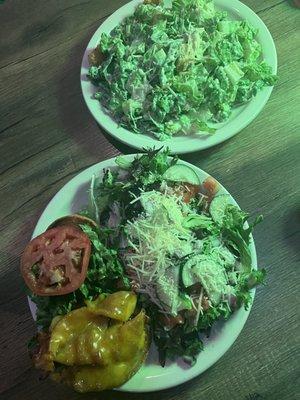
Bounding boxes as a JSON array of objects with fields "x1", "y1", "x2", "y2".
[{"x1": 0, "y1": 1, "x2": 299, "y2": 399}]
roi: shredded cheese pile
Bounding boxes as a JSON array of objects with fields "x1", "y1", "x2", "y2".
[
  {"x1": 125, "y1": 191, "x2": 196, "y2": 311},
  {"x1": 125, "y1": 190, "x2": 236, "y2": 317}
]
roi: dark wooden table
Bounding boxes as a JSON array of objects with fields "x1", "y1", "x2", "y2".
[{"x1": 1, "y1": 1, "x2": 299, "y2": 399}]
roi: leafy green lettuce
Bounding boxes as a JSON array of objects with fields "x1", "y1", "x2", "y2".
[
  {"x1": 221, "y1": 205, "x2": 263, "y2": 270},
  {"x1": 88, "y1": 0, "x2": 277, "y2": 140}
]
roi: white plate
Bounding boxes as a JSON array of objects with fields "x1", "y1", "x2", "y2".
[
  {"x1": 80, "y1": 0, "x2": 277, "y2": 154},
  {"x1": 28, "y1": 155, "x2": 257, "y2": 392}
]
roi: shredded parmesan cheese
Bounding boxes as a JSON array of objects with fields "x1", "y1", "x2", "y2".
[
  {"x1": 125, "y1": 191, "x2": 197, "y2": 313},
  {"x1": 194, "y1": 287, "x2": 204, "y2": 326}
]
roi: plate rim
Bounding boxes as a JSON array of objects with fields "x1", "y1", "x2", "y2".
[
  {"x1": 80, "y1": 0, "x2": 277, "y2": 154},
  {"x1": 28, "y1": 154, "x2": 258, "y2": 392}
]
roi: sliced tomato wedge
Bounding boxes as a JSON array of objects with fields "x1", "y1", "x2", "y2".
[
  {"x1": 200, "y1": 176, "x2": 219, "y2": 199},
  {"x1": 21, "y1": 226, "x2": 91, "y2": 296}
]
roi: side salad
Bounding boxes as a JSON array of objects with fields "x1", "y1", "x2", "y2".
[
  {"x1": 88, "y1": 0, "x2": 277, "y2": 140},
  {"x1": 28, "y1": 149, "x2": 266, "y2": 369}
]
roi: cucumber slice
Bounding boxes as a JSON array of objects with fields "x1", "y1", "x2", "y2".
[
  {"x1": 163, "y1": 164, "x2": 201, "y2": 185},
  {"x1": 209, "y1": 194, "x2": 232, "y2": 224}
]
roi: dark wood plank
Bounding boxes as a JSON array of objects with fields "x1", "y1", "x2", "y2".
[{"x1": 0, "y1": 0, "x2": 299, "y2": 399}]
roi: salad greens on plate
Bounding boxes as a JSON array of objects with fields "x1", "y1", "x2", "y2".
[
  {"x1": 31, "y1": 149, "x2": 266, "y2": 366},
  {"x1": 88, "y1": 0, "x2": 277, "y2": 140}
]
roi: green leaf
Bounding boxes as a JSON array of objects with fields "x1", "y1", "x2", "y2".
[
  {"x1": 182, "y1": 214, "x2": 214, "y2": 230},
  {"x1": 235, "y1": 269, "x2": 266, "y2": 309},
  {"x1": 221, "y1": 205, "x2": 262, "y2": 270}
]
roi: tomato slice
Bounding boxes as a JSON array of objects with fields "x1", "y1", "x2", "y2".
[
  {"x1": 21, "y1": 226, "x2": 91, "y2": 296},
  {"x1": 200, "y1": 176, "x2": 219, "y2": 199}
]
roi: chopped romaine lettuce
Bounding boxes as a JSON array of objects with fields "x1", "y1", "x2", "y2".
[{"x1": 88, "y1": 0, "x2": 277, "y2": 139}]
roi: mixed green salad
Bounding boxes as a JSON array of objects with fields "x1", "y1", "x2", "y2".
[
  {"x1": 88, "y1": 0, "x2": 277, "y2": 140},
  {"x1": 31, "y1": 149, "x2": 266, "y2": 366}
]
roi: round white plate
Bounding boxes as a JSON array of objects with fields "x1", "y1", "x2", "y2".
[
  {"x1": 80, "y1": 0, "x2": 277, "y2": 154},
  {"x1": 28, "y1": 155, "x2": 257, "y2": 392}
]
